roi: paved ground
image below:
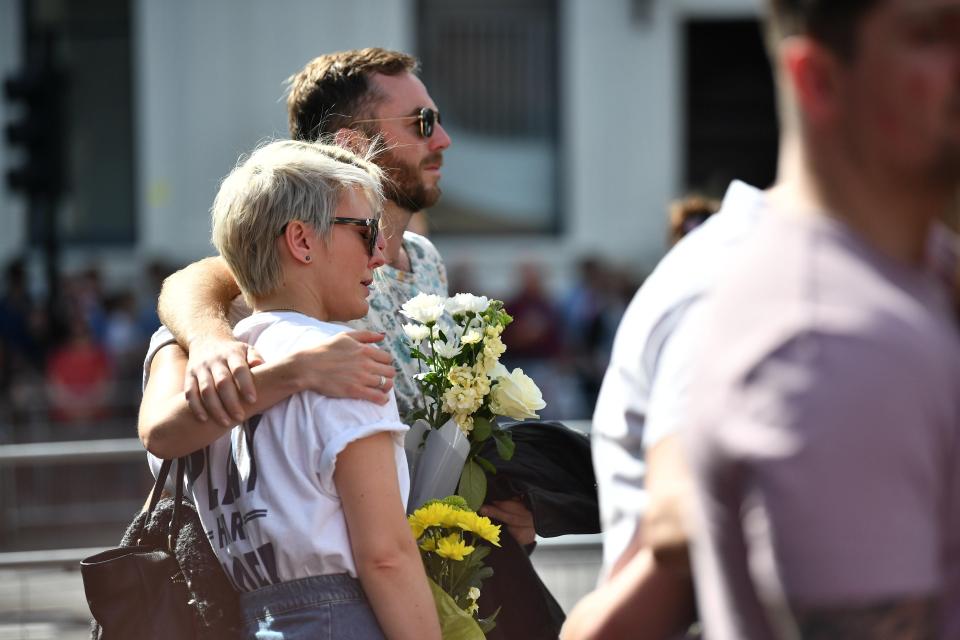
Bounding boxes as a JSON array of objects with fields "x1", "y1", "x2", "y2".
[{"x1": 0, "y1": 537, "x2": 602, "y2": 639}]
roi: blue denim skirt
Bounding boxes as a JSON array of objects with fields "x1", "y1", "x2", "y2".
[{"x1": 239, "y1": 573, "x2": 386, "y2": 639}]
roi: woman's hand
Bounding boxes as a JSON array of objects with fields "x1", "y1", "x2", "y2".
[{"x1": 290, "y1": 331, "x2": 396, "y2": 404}]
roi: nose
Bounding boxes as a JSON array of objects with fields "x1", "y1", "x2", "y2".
[
  {"x1": 428, "y1": 122, "x2": 451, "y2": 152},
  {"x1": 369, "y1": 230, "x2": 387, "y2": 269}
]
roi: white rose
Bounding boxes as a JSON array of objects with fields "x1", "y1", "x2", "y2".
[
  {"x1": 489, "y1": 368, "x2": 546, "y2": 420},
  {"x1": 488, "y1": 362, "x2": 509, "y2": 380},
  {"x1": 402, "y1": 323, "x2": 430, "y2": 344},
  {"x1": 468, "y1": 587, "x2": 481, "y2": 602},
  {"x1": 445, "y1": 293, "x2": 490, "y2": 315},
  {"x1": 461, "y1": 328, "x2": 483, "y2": 345},
  {"x1": 400, "y1": 293, "x2": 446, "y2": 324}
]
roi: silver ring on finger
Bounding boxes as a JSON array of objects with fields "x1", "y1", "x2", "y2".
[{"x1": 377, "y1": 374, "x2": 386, "y2": 390}]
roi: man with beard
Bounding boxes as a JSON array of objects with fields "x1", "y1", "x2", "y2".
[
  {"x1": 143, "y1": 49, "x2": 452, "y2": 439},
  {"x1": 139, "y1": 48, "x2": 566, "y2": 639}
]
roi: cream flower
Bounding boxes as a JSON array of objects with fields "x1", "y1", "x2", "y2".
[
  {"x1": 400, "y1": 293, "x2": 446, "y2": 324},
  {"x1": 402, "y1": 323, "x2": 430, "y2": 344},
  {"x1": 454, "y1": 413, "x2": 474, "y2": 435},
  {"x1": 489, "y1": 368, "x2": 545, "y2": 420},
  {"x1": 445, "y1": 293, "x2": 490, "y2": 315},
  {"x1": 468, "y1": 587, "x2": 481, "y2": 602},
  {"x1": 448, "y1": 365, "x2": 474, "y2": 388},
  {"x1": 461, "y1": 328, "x2": 483, "y2": 345}
]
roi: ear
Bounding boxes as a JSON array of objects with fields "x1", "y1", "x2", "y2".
[
  {"x1": 334, "y1": 127, "x2": 372, "y2": 155},
  {"x1": 782, "y1": 36, "x2": 843, "y2": 127},
  {"x1": 280, "y1": 220, "x2": 316, "y2": 265}
]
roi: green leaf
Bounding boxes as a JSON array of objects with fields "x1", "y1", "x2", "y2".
[
  {"x1": 410, "y1": 347, "x2": 428, "y2": 361},
  {"x1": 477, "y1": 608, "x2": 500, "y2": 634},
  {"x1": 474, "y1": 455, "x2": 497, "y2": 475},
  {"x1": 491, "y1": 431, "x2": 515, "y2": 461},
  {"x1": 427, "y1": 578, "x2": 486, "y2": 640},
  {"x1": 458, "y1": 460, "x2": 487, "y2": 511},
  {"x1": 471, "y1": 416, "x2": 493, "y2": 442}
]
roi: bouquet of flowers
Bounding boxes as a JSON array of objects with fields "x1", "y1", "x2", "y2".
[
  {"x1": 401, "y1": 292, "x2": 546, "y2": 510},
  {"x1": 409, "y1": 496, "x2": 502, "y2": 638}
]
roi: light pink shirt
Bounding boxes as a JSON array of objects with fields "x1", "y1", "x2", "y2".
[{"x1": 685, "y1": 212, "x2": 960, "y2": 638}]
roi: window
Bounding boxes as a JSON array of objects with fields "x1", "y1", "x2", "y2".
[
  {"x1": 24, "y1": 0, "x2": 135, "y2": 245},
  {"x1": 417, "y1": 0, "x2": 561, "y2": 235},
  {"x1": 684, "y1": 19, "x2": 778, "y2": 195}
]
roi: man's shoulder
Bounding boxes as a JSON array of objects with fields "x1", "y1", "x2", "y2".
[{"x1": 403, "y1": 230, "x2": 443, "y2": 262}]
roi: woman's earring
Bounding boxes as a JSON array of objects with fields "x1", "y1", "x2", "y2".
[{"x1": 305, "y1": 255, "x2": 311, "y2": 262}]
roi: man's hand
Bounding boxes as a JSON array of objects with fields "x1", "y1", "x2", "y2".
[
  {"x1": 481, "y1": 498, "x2": 536, "y2": 546},
  {"x1": 184, "y1": 336, "x2": 264, "y2": 426},
  {"x1": 183, "y1": 330, "x2": 396, "y2": 427},
  {"x1": 293, "y1": 330, "x2": 396, "y2": 405}
]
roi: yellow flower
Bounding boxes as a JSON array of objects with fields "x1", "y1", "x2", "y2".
[
  {"x1": 436, "y1": 533, "x2": 475, "y2": 561},
  {"x1": 419, "y1": 537, "x2": 437, "y2": 552},
  {"x1": 455, "y1": 511, "x2": 502, "y2": 546},
  {"x1": 409, "y1": 502, "x2": 457, "y2": 538}
]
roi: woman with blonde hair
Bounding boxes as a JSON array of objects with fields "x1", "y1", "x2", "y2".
[{"x1": 140, "y1": 139, "x2": 440, "y2": 640}]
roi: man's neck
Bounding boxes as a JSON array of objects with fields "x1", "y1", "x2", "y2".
[
  {"x1": 772, "y1": 134, "x2": 951, "y2": 267},
  {"x1": 382, "y1": 201, "x2": 414, "y2": 271}
]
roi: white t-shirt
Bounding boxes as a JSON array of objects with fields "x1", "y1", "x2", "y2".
[
  {"x1": 146, "y1": 311, "x2": 409, "y2": 592},
  {"x1": 591, "y1": 180, "x2": 766, "y2": 571},
  {"x1": 144, "y1": 231, "x2": 448, "y2": 420}
]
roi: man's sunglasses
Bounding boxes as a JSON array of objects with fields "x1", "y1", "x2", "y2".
[
  {"x1": 277, "y1": 217, "x2": 380, "y2": 257},
  {"x1": 353, "y1": 107, "x2": 442, "y2": 139}
]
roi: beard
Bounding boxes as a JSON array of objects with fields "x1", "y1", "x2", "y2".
[{"x1": 378, "y1": 149, "x2": 443, "y2": 212}]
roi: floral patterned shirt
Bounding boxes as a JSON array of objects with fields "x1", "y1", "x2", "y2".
[{"x1": 346, "y1": 231, "x2": 448, "y2": 418}]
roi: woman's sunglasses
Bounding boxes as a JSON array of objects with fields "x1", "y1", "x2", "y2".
[
  {"x1": 353, "y1": 107, "x2": 442, "y2": 139},
  {"x1": 333, "y1": 217, "x2": 379, "y2": 257},
  {"x1": 278, "y1": 218, "x2": 380, "y2": 257}
]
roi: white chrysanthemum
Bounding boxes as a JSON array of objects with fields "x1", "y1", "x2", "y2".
[
  {"x1": 445, "y1": 293, "x2": 490, "y2": 315},
  {"x1": 402, "y1": 323, "x2": 430, "y2": 344},
  {"x1": 433, "y1": 340, "x2": 461, "y2": 359},
  {"x1": 400, "y1": 293, "x2": 446, "y2": 324}
]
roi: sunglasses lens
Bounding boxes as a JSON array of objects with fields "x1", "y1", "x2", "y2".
[
  {"x1": 420, "y1": 108, "x2": 435, "y2": 138},
  {"x1": 368, "y1": 221, "x2": 378, "y2": 256}
]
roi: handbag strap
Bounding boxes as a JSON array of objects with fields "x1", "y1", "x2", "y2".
[
  {"x1": 167, "y1": 457, "x2": 186, "y2": 551},
  {"x1": 138, "y1": 456, "x2": 188, "y2": 551}
]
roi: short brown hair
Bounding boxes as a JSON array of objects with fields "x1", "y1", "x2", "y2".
[
  {"x1": 286, "y1": 48, "x2": 419, "y2": 142},
  {"x1": 668, "y1": 195, "x2": 720, "y2": 246},
  {"x1": 765, "y1": 0, "x2": 882, "y2": 60}
]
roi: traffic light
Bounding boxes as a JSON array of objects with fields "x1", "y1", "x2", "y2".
[{"x1": 4, "y1": 63, "x2": 64, "y2": 197}]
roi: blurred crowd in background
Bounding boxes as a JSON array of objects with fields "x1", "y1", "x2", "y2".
[{"x1": 0, "y1": 194, "x2": 721, "y2": 446}]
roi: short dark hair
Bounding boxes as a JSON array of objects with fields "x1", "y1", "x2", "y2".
[
  {"x1": 766, "y1": 0, "x2": 882, "y2": 59},
  {"x1": 286, "y1": 48, "x2": 419, "y2": 142}
]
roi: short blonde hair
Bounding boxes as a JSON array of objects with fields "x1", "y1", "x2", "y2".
[{"x1": 210, "y1": 139, "x2": 383, "y2": 301}]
